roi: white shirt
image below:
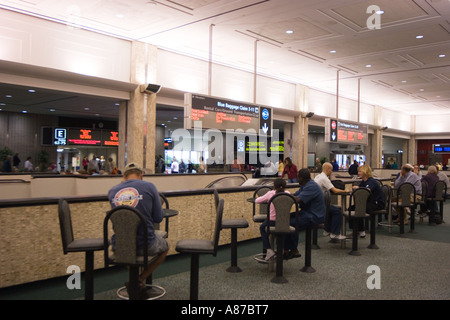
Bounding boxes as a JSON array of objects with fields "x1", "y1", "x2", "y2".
[
  {"x1": 171, "y1": 161, "x2": 179, "y2": 173},
  {"x1": 314, "y1": 172, "x2": 334, "y2": 193},
  {"x1": 24, "y1": 160, "x2": 33, "y2": 171}
]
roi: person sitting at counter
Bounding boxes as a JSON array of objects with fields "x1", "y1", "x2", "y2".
[
  {"x1": 287, "y1": 169, "x2": 325, "y2": 259},
  {"x1": 393, "y1": 163, "x2": 422, "y2": 225},
  {"x1": 351, "y1": 165, "x2": 385, "y2": 237},
  {"x1": 255, "y1": 178, "x2": 290, "y2": 261},
  {"x1": 314, "y1": 162, "x2": 347, "y2": 240},
  {"x1": 108, "y1": 162, "x2": 169, "y2": 299}
]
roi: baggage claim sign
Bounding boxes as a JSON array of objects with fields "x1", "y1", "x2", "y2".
[
  {"x1": 185, "y1": 93, "x2": 272, "y2": 136},
  {"x1": 325, "y1": 118, "x2": 368, "y2": 145}
]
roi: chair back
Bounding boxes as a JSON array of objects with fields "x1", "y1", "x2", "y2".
[
  {"x1": 421, "y1": 181, "x2": 428, "y2": 200},
  {"x1": 104, "y1": 206, "x2": 148, "y2": 266},
  {"x1": 253, "y1": 186, "x2": 272, "y2": 216},
  {"x1": 159, "y1": 193, "x2": 169, "y2": 209},
  {"x1": 58, "y1": 199, "x2": 74, "y2": 255},
  {"x1": 212, "y1": 199, "x2": 225, "y2": 257},
  {"x1": 267, "y1": 193, "x2": 298, "y2": 234},
  {"x1": 397, "y1": 182, "x2": 415, "y2": 207},
  {"x1": 433, "y1": 180, "x2": 447, "y2": 201},
  {"x1": 381, "y1": 185, "x2": 391, "y2": 209},
  {"x1": 324, "y1": 190, "x2": 331, "y2": 223},
  {"x1": 213, "y1": 189, "x2": 220, "y2": 210},
  {"x1": 348, "y1": 188, "x2": 372, "y2": 217}
]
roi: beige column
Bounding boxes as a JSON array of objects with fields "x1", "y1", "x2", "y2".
[
  {"x1": 371, "y1": 129, "x2": 383, "y2": 169},
  {"x1": 117, "y1": 41, "x2": 158, "y2": 173},
  {"x1": 289, "y1": 84, "x2": 309, "y2": 169}
]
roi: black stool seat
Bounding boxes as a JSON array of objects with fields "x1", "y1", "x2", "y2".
[
  {"x1": 222, "y1": 219, "x2": 249, "y2": 229},
  {"x1": 176, "y1": 239, "x2": 215, "y2": 254},
  {"x1": 222, "y1": 218, "x2": 249, "y2": 273},
  {"x1": 67, "y1": 239, "x2": 104, "y2": 252}
]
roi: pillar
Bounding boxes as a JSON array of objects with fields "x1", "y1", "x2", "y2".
[
  {"x1": 117, "y1": 41, "x2": 158, "y2": 173},
  {"x1": 290, "y1": 84, "x2": 309, "y2": 169}
]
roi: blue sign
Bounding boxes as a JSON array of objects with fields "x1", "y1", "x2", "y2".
[
  {"x1": 54, "y1": 128, "x2": 67, "y2": 145},
  {"x1": 262, "y1": 109, "x2": 269, "y2": 121}
]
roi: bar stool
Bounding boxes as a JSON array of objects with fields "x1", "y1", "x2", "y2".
[
  {"x1": 103, "y1": 205, "x2": 166, "y2": 300},
  {"x1": 175, "y1": 198, "x2": 224, "y2": 300},
  {"x1": 343, "y1": 188, "x2": 372, "y2": 256},
  {"x1": 214, "y1": 190, "x2": 249, "y2": 273},
  {"x1": 392, "y1": 182, "x2": 415, "y2": 237},
  {"x1": 58, "y1": 199, "x2": 104, "y2": 300},
  {"x1": 428, "y1": 180, "x2": 447, "y2": 225},
  {"x1": 250, "y1": 186, "x2": 272, "y2": 262},
  {"x1": 266, "y1": 193, "x2": 298, "y2": 283}
]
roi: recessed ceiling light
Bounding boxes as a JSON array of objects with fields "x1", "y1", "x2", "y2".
[
  {"x1": 416, "y1": 35, "x2": 424, "y2": 39},
  {"x1": 439, "y1": 54, "x2": 446, "y2": 58},
  {"x1": 28, "y1": 89, "x2": 36, "y2": 93},
  {"x1": 365, "y1": 64, "x2": 372, "y2": 68},
  {"x1": 5, "y1": 95, "x2": 12, "y2": 98},
  {"x1": 401, "y1": 80, "x2": 407, "y2": 83},
  {"x1": 285, "y1": 30, "x2": 294, "y2": 34},
  {"x1": 49, "y1": 109, "x2": 56, "y2": 112},
  {"x1": 419, "y1": 89, "x2": 425, "y2": 91},
  {"x1": 329, "y1": 50, "x2": 337, "y2": 54},
  {"x1": 84, "y1": 107, "x2": 90, "y2": 111},
  {"x1": 21, "y1": 110, "x2": 27, "y2": 113},
  {"x1": 95, "y1": 113, "x2": 100, "y2": 116}
]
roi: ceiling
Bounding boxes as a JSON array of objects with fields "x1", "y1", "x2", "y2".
[{"x1": 1, "y1": 0, "x2": 450, "y2": 129}]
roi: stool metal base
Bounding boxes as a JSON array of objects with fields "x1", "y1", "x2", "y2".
[
  {"x1": 226, "y1": 266, "x2": 243, "y2": 273},
  {"x1": 271, "y1": 276, "x2": 288, "y2": 284},
  {"x1": 300, "y1": 266, "x2": 316, "y2": 273},
  {"x1": 116, "y1": 284, "x2": 166, "y2": 300}
]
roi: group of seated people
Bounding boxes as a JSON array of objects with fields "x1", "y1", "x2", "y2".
[
  {"x1": 255, "y1": 161, "x2": 448, "y2": 262},
  {"x1": 105, "y1": 160, "x2": 447, "y2": 298}
]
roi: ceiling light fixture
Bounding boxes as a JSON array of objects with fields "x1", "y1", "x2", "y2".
[
  {"x1": 416, "y1": 35, "x2": 424, "y2": 39},
  {"x1": 365, "y1": 64, "x2": 372, "y2": 68},
  {"x1": 286, "y1": 30, "x2": 294, "y2": 34},
  {"x1": 28, "y1": 89, "x2": 36, "y2": 93},
  {"x1": 439, "y1": 54, "x2": 446, "y2": 58},
  {"x1": 329, "y1": 50, "x2": 337, "y2": 54}
]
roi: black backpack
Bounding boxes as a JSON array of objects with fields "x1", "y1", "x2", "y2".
[{"x1": 331, "y1": 180, "x2": 345, "y2": 190}]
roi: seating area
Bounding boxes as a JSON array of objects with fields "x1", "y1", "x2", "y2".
[{"x1": 1, "y1": 181, "x2": 449, "y2": 302}]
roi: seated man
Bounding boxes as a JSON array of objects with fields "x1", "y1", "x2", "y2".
[
  {"x1": 108, "y1": 162, "x2": 169, "y2": 299},
  {"x1": 287, "y1": 169, "x2": 325, "y2": 259},
  {"x1": 314, "y1": 162, "x2": 347, "y2": 240}
]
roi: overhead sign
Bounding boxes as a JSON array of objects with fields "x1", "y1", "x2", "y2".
[
  {"x1": 325, "y1": 118, "x2": 368, "y2": 145},
  {"x1": 103, "y1": 131, "x2": 119, "y2": 146},
  {"x1": 185, "y1": 93, "x2": 272, "y2": 136},
  {"x1": 68, "y1": 129, "x2": 102, "y2": 145},
  {"x1": 433, "y1": 144, "x2": 450, "y2": 153},
  {"x1": 54, "y1": 128, "x2": 67, "y2": 146}
]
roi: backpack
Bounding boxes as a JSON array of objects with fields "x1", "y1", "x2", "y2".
[{"x1": 331, "y1": 180, "x2": 345, "y2": 190}]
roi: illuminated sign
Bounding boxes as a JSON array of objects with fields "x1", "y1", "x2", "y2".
[
  {"x1": 68, "y1": 129, "x2": 102, "y2": 145},
  {"x1": 185, "y1": 93, "x2": 272, "y2": 136},
  {"x1": 325, "y1": 118, "x2": 368, "y2": 145},
  {"x1": 433, "y1": 144, "x2": 450, "y2": 153},
  {"x1": 53, "y1": 128, "x2": 67, "y2": 145},
  {"x1": 103, "y1": 131, "x2": 119, "y2": 146},
  {"x1": 246, "y1": 140, "x2": 284, "y2": 153}
]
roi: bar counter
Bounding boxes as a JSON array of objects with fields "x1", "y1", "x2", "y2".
[{"x1": 0, "y1": 185, "x2": 299, "y2": 288}]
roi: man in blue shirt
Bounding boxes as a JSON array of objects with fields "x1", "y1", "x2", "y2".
[
  {"x1": 108, "y1": 162, "x2": 169, "y2": 297},
  {"x1": 286, "y1": 169, "x2": 325, "y2": 259}
]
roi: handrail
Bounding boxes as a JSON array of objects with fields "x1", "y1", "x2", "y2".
[{"x1": 0, "y1": 179, "x2": 30, "y2": 184}]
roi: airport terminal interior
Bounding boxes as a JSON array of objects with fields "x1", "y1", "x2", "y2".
[{"x1": 0, "y1": 0, "x2": 450, "y2": 304}]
